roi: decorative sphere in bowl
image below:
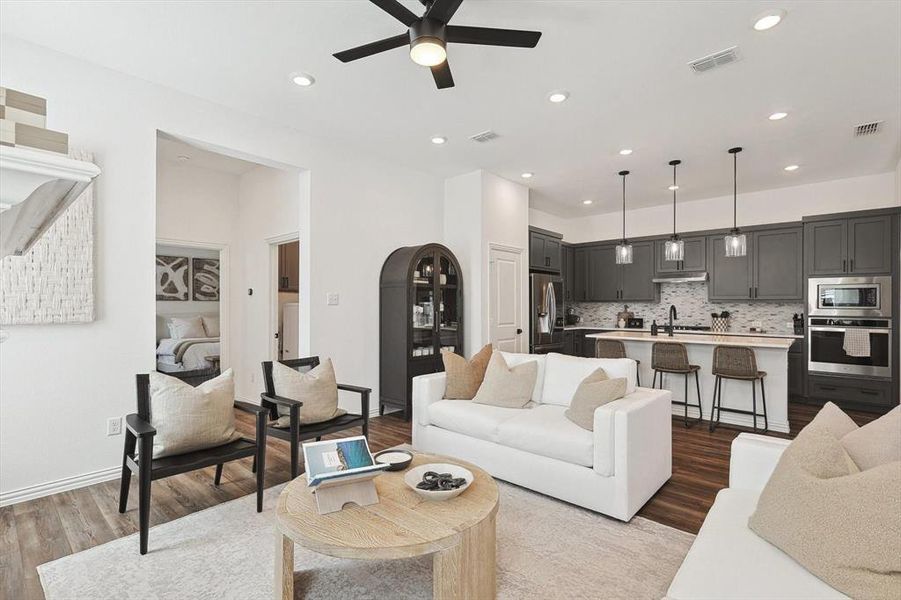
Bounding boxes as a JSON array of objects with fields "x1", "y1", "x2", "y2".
[
  {"x1": 373, "y1": 449, "x2": 413, "y2": 472},
  {"x1": 404, "y1": 463, "x2": 473, "y2": 501}
]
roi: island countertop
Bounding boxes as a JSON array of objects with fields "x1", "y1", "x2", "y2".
[
  {"x1": 586, "y1": 330, "x2": 795, "y2": 350},
  {"x1": 566, "y1": 326, "x2": 803, "y2": 339}
]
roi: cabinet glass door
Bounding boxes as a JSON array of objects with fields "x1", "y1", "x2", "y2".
[
  {"x1": 411, "y1": 252, "x2": 436, "y2": 359},
  {"x1": 438, "y1": 253, "x2": 460, "y2": 355}
]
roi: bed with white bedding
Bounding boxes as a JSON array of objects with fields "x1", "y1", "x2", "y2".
[{"x1": 156, "y1": 337, "x2": 220, "y2": 372}]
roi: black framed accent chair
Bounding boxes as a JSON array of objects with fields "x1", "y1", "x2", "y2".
[
  {"x1": 261, "y1": 357, "x2": 370, "y2": 480},
  {"x1": 118, "y1": 369, "x2": 268, "y2": 555}
]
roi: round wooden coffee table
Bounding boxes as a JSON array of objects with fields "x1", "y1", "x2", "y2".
[{"x1": 274, "y1": 452, "x2": 499, "y2": 600}]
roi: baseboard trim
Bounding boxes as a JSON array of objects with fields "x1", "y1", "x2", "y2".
[{"x1": 0, "y1": 465, "x2": 120, "y2": 507}]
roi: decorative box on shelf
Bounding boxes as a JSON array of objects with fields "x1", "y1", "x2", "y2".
[{"x1": 711, "y1": 316, "x2": 731, "y2": 333}]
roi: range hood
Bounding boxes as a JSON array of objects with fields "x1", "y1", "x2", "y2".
[
  {"x1": 652, "y1": 272, "x2": 708, "y2": 284},
  {"x1": 0, "y1": 145, "x2": 100, "y2": 258}
]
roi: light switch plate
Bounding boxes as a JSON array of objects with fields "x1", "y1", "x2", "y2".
[{"x1": 327, "y1": 293, "x2": 339, "y2": 306}]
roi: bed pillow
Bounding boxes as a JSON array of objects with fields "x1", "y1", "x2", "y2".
[
  {"x1": 202, "y1": 316, "x2": 220, "y2": 337},
  {"x1": 167, "y1": 316, "x2": 206, "y2": 339},
  {"x1": 472, "y1": 352, "x2": 537, "y2": 409},
  {"x1": 442, "y1": 344, "x2": 492, "y2": 399},
  {"x1": 149, "y1": 369, "x2": 240, "y2": 458},
  {"x1": 272, "y1": 358, "x2": 346, "y2": 425},
  {"x1": 564, "y1": 371, "x2": 627, "y2": 431}
]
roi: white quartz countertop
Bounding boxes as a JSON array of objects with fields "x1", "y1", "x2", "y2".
[
  {"x1": 566, "y1": 326, "x2": 803, "y2": 339},
  {"x1": 586, "y1": 330, "x2": 796, "y2": 350}
]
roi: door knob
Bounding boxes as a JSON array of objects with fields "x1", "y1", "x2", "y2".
[{"x1": 516, "y1": 328, "x2": 523, "y2": 334}]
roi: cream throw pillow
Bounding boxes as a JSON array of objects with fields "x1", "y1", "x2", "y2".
[
  {"x1": 149, "y1": 369, "x2": 241, "y2": 458},
  {"x1": 842, "y1": 405, "x2": 901, "y2": 470},
  {"x1": 564, "y1": 370, "x2": 627, "y2": 431},
  {"x1": 749, "y1": 403, "x2": 901, "y2": 599},
  {"x1": 272, "y1": 359, "x2": 346, "y2": 425},
  {"x1": 442, "y1": 344, "x2": 492, "y2": 399},
  {"x1": 168, "y1": 316, "x2": 206, "y2": 339},
  {"x1": 471, "y1": 352, "x2": 537, "y2": 409}
]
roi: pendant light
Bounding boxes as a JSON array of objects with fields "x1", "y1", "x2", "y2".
[
  {"x1": 615, "y1": 170, "x2": 633, "y2": 264},
  {"x1": 724, "y1": 147, "x2": 747, "y2": 257},
  {"x1": 664, "y1": 159, "x2": 684, "y2": 261}
]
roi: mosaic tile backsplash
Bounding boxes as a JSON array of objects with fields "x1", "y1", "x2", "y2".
[{"x1": 571, "y1": 282, "x2": 804, "y2": 334}]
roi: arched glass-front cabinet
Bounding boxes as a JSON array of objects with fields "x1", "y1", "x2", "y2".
[{"x1": 380, "y1": 243, "x2": 464, "y2": 420}]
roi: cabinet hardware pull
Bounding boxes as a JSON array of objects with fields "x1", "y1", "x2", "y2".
[
  {"x1": 749, "y1": 287, "x2": 752, "y2": 298},
  {"x1": 820, "y1": 386, "x2": 837, "y2": 391},
  {"x1": 850, "y1": 258, "x2": 854, "y2": 272},
  {"x1": 843, "y1": 259, "x2": 847, "y2": 272},
  {"x1": 860, "y1": 390, "x2": 878, "y2": 395}
]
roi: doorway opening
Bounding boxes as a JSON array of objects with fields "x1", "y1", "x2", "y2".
[{"x1": 274, "y1": 239, "x2": 300, "y2": 360}]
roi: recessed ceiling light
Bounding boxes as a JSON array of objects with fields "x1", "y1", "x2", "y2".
[
  {"x1": 548, "y1": 91, "x2": 569, "y2": 103},
  {"x1": 768, "y1": 111, "x2": 788, "y2": 121},
  {"x1": 582, "y1": 199, "x2": 593, "y2": 205},
  {"x1": 177, "y1": 154, "x2": 190, "y2": 161},
  {"x1": 784, "y1": 164, "x2": 799, "y2": 171},
  {"x1": 521, "y1": 172, "x2": 533, "y2": 179},
  {"x1": 290, "y1": 72, "x2": 316, "y2": 87},
  {"x1": 753, "y1": 9, "x2": 786, "y2": 31},
  {"x1": 668, "y1": 185, "x2": 679, "y2": 191},
  {"x1": 619, "y1": 149, "x2": 633, "y2": 156},
  {"x1": 431, "y1": 136, "x2": 447, "y2": 145}
]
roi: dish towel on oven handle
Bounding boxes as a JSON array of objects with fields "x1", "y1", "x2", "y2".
[{"x1": 842, "y1": 329, "x2": 871, "y2": 358}]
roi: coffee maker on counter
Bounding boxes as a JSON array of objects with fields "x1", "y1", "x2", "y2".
[{"x1": 564, "y1": 306, "x2": 581, "y2": 326}]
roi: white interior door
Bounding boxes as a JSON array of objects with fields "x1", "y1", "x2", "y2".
[{"x1": 489, "y1": 246, "x2": 523, "y2": 352}]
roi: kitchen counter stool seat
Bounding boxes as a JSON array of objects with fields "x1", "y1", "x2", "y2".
[
  {"x1": 651, "y1": 342, "x2": 703, "y2": 427},
  {"x1": 710, "y1": 346, "x2": 768, "y2": 433},
  {"x1": 594, "y1": 338, "x2": 641, "y2": 386}
]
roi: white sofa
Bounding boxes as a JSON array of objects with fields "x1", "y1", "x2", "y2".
[
  {"x1": 667, "y1": 433, "x2": 848, "y2": 599},
  {"x1": 412, "y1": 351, "x2": 673, "y2": 521}
]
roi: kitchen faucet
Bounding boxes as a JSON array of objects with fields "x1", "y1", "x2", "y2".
[{"x1": 667, "y1": 304, "x2": 678, "y2": 337}]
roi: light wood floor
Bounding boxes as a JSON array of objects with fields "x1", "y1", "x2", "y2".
[{"x1": 0, "y1": 402, "x2": 877, "y2": 600}]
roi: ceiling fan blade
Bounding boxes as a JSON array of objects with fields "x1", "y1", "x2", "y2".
[
  {"x1": 369, "y1": 0, "x2": 419, "y2": 26},
  {"x1": 446, "y1": 25, "x2": 541, "y2": 48},
  {"x1": 425, "y1": 0, "x2": 464, "y2": 23},
  {"x1": 333, "y1": 33, "x2": 409, "y2": 63},
  {"x1": 431, "y1": 61, "x2": 455, "y2": 89}
]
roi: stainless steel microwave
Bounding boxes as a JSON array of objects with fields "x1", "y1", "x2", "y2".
[{"x1": 808, "y1": 276, "x2": 891, "y2": 318}]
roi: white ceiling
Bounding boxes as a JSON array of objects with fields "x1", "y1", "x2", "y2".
[
  {"x1": 2, "y1": 1, "x2": 899, "y2": 217},
  {"x1": 157, "y1": 135, "x2": 262, "y2": 175}
]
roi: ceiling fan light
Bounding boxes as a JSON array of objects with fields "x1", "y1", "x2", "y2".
[{"x1": 410, "y1": 38, "x2": 447, "y2": 67}]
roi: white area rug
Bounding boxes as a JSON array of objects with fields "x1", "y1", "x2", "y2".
[{"x1": 39, "y1": 482, "x2": 693, "y2": 599}]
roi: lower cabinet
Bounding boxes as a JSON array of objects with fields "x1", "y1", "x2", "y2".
[
  {"x1": 807, "y1": 375, "x2": 894, "y2": 410},
  {"x1": 563, "y1": 330, "x2": 575, "y2": 355},
  {"x1": 787, "y1": 341, "x2": 805, "y2": 398}
]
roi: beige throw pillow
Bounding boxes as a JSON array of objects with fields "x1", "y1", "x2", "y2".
[
  {"x1": 564, "y1": 370, "x2": 627, "y2": 431},
  {"x1": 841, "y1": 405, "x2": 901, "y2": 470},
  {"x1": 442, "y1": 344, "x2": 492, "y2": 399},
  {"x1": 272, "y1": 358, "x2": 346, "y2": 425},
  {"x1": 472, "y1": 352, "x2": 537, "y2": 409},
  {"x1": 149, "y1": 369, "x2": 241, "y2": 458},
  {"x1": 749, "y1": 404, "x2": 901, "y2": 599}
]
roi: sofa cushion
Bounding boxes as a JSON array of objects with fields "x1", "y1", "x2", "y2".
[
  {"x1": 427, "y1": 399, "x2": 527, "y2": 443},
  {"x1": 667, "y1": 488, "x2": 848, "y2": 600},
  {"x1": 499, "y1": 351, "x2": 547, "y2": 403},
  {"x1": 541, "y1": 353, "x2": 637, "y2": 407},
  {"x1": 497, "y1": 404, "x2": 594, "y2": 468}
]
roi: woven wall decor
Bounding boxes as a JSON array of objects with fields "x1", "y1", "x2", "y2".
[{"x1": 0, "y1": 150, "x2": 95, "y2": 324}]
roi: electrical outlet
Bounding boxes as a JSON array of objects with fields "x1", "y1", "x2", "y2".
[
  {"x1": 327, "y1": 293, "x2": 339, "y2": 306},
  {"x1": 107, "y1": 416, "x2": 122, "y2": 436}
]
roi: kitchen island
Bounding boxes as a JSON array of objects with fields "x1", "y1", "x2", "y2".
[{"x1": 587, "y1": 330, "x2": 795, "y2": 433}]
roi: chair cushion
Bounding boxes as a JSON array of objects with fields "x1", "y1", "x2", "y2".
[
  {"x1": 499, "y1": 351, "x2": 547, "y2": 402},
  {"x1": 427, "y1": 399, "x2": 527, "y2": 443},
  {"x1": 442, "y1": 344, "x2": 492, "y2": 400},
  {"x1": 149, "y1": 368, "x2": 241, "y2": 458},
  {"x1": 541, "y1": 353, "x2": 637, "y2": 407},
  {"x1": 272, "y1": 359, "x2": 346, "y2": 424},
  {"x1": 667, "y1": 488, "x2": 848, "y2": 599},
  {"x1": 497, "y1": 404, "x2": 594, "y2": 467},
  {"x1": 472, "y1": 352, "x2": 537, "y2": 409}
]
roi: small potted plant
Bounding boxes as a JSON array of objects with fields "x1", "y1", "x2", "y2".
[{"x1": 711, "y1": 310, "x2": 731, "y2": 333}]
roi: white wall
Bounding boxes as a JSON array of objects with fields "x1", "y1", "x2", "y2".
[
  {"x1": 0, "y1": 37, "x2": 444, "y2": 502},
  {"x1": 532, "y1": 171, "x2": 899, "y2": 242}
]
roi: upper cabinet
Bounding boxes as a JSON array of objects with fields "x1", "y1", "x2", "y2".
[
  {"x1": 654, "y1": 236, "x2": 707, "y2": 274},
  {"x1": 707, "y1": 236, "x2": 752, "y2": 301},
  {"x1": 586, "y1": 242, "x2": 656, "y2": 302},
  {"x1": 278, "y1": 241, "x2": 300, "y2": 292},
  {"x1": 562, "y1": 244, "x2": 575, "y2": 302},
  {"x1": 573, "y1": 247, "x2": 588, "y2": 301},
  {"x1": 708, "y1": 225, "x2": 803, "y2": 302},
  {"x1": 529, "y1": 228, "x2": 563, "y2": 273},
  {"x1": 805, "y1": 215, "x2": 892, "y2": 276}
]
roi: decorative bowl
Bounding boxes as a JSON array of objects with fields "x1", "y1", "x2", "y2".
[
  {"x1": 403, "y1": 463, "x2": 473, "y2": 501},
  {"x1": 373, "y1": 449, "x2": 414, "y2": 472}
]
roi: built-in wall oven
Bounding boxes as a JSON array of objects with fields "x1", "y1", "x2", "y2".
[
  {"x1": 808, "y1": 317, "x2": 892, "y2": 378},
  {"x1": 808, "y1": 276, "x2": 891, "y2": 318}
]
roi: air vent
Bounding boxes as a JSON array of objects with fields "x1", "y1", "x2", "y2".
[
  {"x1": 854, "y1": 121, "x2": 882, "y2": 136},
  {"x1": 470, "y1": 130, "x2": 499, "y2": 143},
  {"x1": 688, "y1": 46, "x2": 740, "y2": 73}
]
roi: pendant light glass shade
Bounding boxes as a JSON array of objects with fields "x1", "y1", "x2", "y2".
[
  {"x1": 665, "y1": 160, "x2": 683, "y2": 261},
  {"x1": 725, "y1": 147, "x2": 747, "y2": 257},
  {"x1": 615, "y1": 170, "x2": 633, "y2": 264}
]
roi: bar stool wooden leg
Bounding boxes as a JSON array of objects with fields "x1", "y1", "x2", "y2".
[
  {"x1": 683, "y1": 373, "x2": 690, "y2": 427},
  {"x1": 709, "y1": 376, "x2": 719, "y2": 432},
  {"x1": 751, "y1": 378, "x2": 758, "y2": 432},
  {"x1": 760, "y1": 376, "x2": 768, "y2": 432},
  {"x1": 652, "y1": 370, "x2": 658, "y2": 389},
  {"x1": 694, "y1": 370, "x2": 703, "y2": 423},
  {"x1": 716, "y1": 375, "x2": 724, "y2": 430}
]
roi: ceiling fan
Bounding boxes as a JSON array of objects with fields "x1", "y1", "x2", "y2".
[{"x1": 333, "y1": 0, "x2": 542, "y2": 89}]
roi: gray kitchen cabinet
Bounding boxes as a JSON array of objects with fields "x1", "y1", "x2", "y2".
[
  {"x1": 787, "y1": 340, "x2": 806, "y2": 398},
  {"x1": 573, "y1": 248, "x2": 588, "y2": 301},
  {"x1": 563, "y1": 245, "x2": 575, "y2": 302},
  {"x1": 805, "y1": 219, "x2": 847, "y2": 275},
  {"x1": 278, "y1": 241, "x2": 300, "y2": 292},
  {"x1": 805, "y1": 214, "x2": 892, "y2": 276},
  {"x1": 529, "y1": 228, "x2": 563, "y2": 273},
  {"x1": 707, "y1": 235, "x2": 753, "y2": 301},
  {"x1": 621, "y1": 242, "x2": 657, "y2": 301},
  {"x1": 588, "y1": 245, "x2": 619, "y2": 301},
  {"x1": 563, "y1": 329, "x2": 575, "y2": 355},
  {"x1": 654, "y1": 236, "x2": 706, "y2": 274},
  {"x1": 752, "y1": 227, "x2": 803, "y2": 301}
]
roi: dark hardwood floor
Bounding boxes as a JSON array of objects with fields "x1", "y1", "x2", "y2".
[{"x1": 0, "y1": 402, "x2": 878, "y2": 600}]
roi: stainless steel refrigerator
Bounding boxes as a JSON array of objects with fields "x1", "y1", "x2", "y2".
[{"x1": 530, "y1": 273, "x2": 564, "y2": 353}]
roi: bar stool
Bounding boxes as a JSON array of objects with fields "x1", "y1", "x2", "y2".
[
  {"x1": 594, "y1": 339, "x2": 641, "y2": 386},
  {"x1": 710, "y1": 346, "x2": 768, "y2": 433},
  {"x1": 651, "y1": 342, "x2": 703, "y2": 427}
]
